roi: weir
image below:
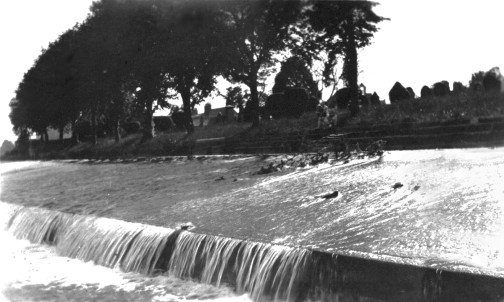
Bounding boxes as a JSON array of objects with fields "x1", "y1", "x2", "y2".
[{"x1": 4, "y1": 203, "x2": 504, "y2": 302}]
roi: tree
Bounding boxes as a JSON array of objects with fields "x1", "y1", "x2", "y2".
[
  {"x1": 10, "y1": 29, "x2": 83, "y2": 143},
  {"x1": 483, "y1": 67, "x2": 503, "y2": 93},
  {"x1": 79, "y1": 0, "x2": 165, "y2": 142},
  {"x1": 223, "y1": 86, "x2": 246, "y2": 121},
  {"x1": 9, "y1": 96, "x2": 33, "y2": 139},
  {"x1": 304, "y1": 1, "x2": 387, "y2": 116},
  {"x1": 220, "y1": 0, "x2": 302, "y2": 127},
  {"x1": 44, "y1": 29, "x2": 83, "y2": 141},
  {"x1": 0, "y1": 140, "x2": 15, "y2": 157},
  {"x1": 72, "y1": 2, "x2": 132, "y2": 143},
  {"x1": 153, "y1": 0, "x2": 229, "y2": 134},
  {"x1": 272, "y1": 56, "x2": 319, "y2": 97},
  {"x1": 118, "y1": 0, "x2": 172, "y2": 139}
]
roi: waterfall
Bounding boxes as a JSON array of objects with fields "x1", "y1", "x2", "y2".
[
  {"x1": 168, "y1": 232, "x2": 313, "y2": 301},
  {"x1": 4, "y1": 203, "x2": 504, "y2": 302},
  {"x1": 8, "y1": 205, "x2": 67, "y2": 245},
  {"x1": 4, "y1": 204, "x2": 333, "y2": 301},
  {"x1": 6, "y1": 204, "x2": 176, "y2": 275}
]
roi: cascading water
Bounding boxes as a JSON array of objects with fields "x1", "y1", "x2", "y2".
[
  {"x1": 168, "y1": 231, "x2": 313, "y2": 301},
  {"x1": 5, "y1": 202, "x2": 504, "y2": 302},
  {"x1": 7, "y1": 204, "x2": 176, "y2": 275},
  {"x1": 4, "y1": 203, "x2": 328, "y2": 301},
  {"x1": 3, "y1": 149, "x2": 504, "y2": 301}
]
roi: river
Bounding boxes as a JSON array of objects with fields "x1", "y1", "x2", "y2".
[{"x1": 1, "y1": 148, "x2": 504, "y2": 301}]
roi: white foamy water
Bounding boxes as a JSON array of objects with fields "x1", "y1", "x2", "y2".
[
  {"x1": 0, "y1": 204, "x2": 251, "y2": 302},
  {"x1": 0, "y1": 161, "x2": 41, "y2": 175},
  {"x1": 2, "y1": 148, "x2": 504, "y2": 300}
]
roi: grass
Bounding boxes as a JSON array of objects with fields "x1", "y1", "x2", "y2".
[
  {"x1": 3, "y1": 92, "x2": 504, "y2": 160},
  {"x1": 160, "y1": 112, "x2": 320, "y2": 142}
]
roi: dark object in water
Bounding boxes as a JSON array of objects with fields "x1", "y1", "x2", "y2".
[
  {"x1": 317, "y1": 190, "x2": 339, "y2": 199},
  {"x1": 179, "y1": 222, "x2": 194, "y2": 230},
  {"x1": 366, "y1": 140, "x2": 387, "y2": 157},
  {"x1": 215, "y1": 176, "x2": 225, "y2": 181},
  {"x1": 392, "y1": 182, "x2": 403, "y2": 189},
  {"x1": 256, "y1": 163, "x2": 277, "y2": 175},
  {"x1": 413, "y1": 185, "x2": 420, "y2": 191}
]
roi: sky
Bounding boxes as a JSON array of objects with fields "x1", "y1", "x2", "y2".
[{"x1": 1, "y1": 0, "x2": 503, "y2": 144}]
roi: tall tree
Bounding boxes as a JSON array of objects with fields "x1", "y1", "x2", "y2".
[
  {"x1": 72, "y1": 6, "x2": 121, "y2": 143},
  {"x1": 272, "y1": 56, "x2": 319, "y2": 97},
  {"x1": 304, "y1": 1, "x2": 386, "y2": 116},
  {"x1": 220, "y1": 0, "x2": 302, "y2": 127},
  {"x1": 11, "y1": 65, "x2": 51, "y2": 139},
  {"x1": 45, "y1": 29, "x2": 83, "y2": 141},
  {"x1": 10, "y1": 28, "x2": 82, "y2": 142},
  {"x1": 121, "y1": 0, "x2": 170, "y2": 139},
  {"x1": 139, "y1": 0, "x2": 229, "y2": 134},
  {"x1": 74, "y1": 0, "x2": 141, "y2": 143}
]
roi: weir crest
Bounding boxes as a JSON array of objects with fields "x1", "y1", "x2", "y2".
[{"x1": 3, "y1": 203, "x2": 504, "y2": 302}]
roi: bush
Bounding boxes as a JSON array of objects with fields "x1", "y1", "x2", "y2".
[
  {"x1": 265, "y1": 88, "x2": 313, "y2": 119},
  {"x1": 357, "y1": 92, "x2": 504, "y2": 125},
  {"x1": 153, "y1": 116, "x2": 174, "y2": 133},
  {"x1": 122, "y1": 121, "x2": 141, "y2": 134},
  {"x1": 284, "y1": 88, "x2": 310, "y2": 117},
  {"x1": 265, "y1": 93, "x2": 285, "y2": 119},
  {"x1": 171, "y1": 111, "x2": 186, "y2": 130}
]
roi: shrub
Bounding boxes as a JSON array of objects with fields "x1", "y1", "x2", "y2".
[
  {"x1": 284, "y1": 88, "x2": 310, "y2": 117},
  {"x1": 153, "y1": 116, "x2": 174, "y2": 133},
  {"x1": 265, "y1": 93, "x2": 285, "y2": 119}
]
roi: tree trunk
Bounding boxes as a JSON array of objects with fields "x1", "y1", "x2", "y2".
[
  {"x1": 345, "y1": 16, "x2": 360, "y2": 117},
  {"x1": 72, "y1": 120, "x2": 79, "y2": 144},
  {"x1": 44, "y1": 129, "x2": 49, "y2": 143},
  {"x1": 91, "y1": 109, "x2": 97, "y2": 145},
  {"x1": 40, "y1": 130, "x2": 45, "y2": 143},
  {"x1": 248, "y1": 75, "x2": 260, "y2": 127},
  {"x1": 114, "y1": 119, "x2": 121, "y2": 143},
  {"x1": 238, "y1": 104, "x2": 244, "y2": 122},
  {"x1": 143, "y1": 99, "x2": 154, "y2": 140},
  {"x1": 59, "y1": 125, "x2": 64, "y2": 142},
  {"x1": 180, "y1": 86, "x2": 195, "y2": 134}
]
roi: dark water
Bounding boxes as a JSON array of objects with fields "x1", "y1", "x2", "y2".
[{"x1": 1, "y1": 148, "x2": 504, "y2": 301}]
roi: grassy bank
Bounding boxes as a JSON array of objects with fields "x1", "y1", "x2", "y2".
[
  {"x1": 27, "y1": 113, "x2": 322, "y2": 160},
  {"x1": 3, "y1": 93, "x2": 504, "y2": 160}
]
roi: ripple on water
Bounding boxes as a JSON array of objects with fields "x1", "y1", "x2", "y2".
[{"x1": 2, "y1": 148, "x2": 504, "y2": 276}]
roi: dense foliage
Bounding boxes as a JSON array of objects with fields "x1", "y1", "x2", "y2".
[
  {"x1": 10, "y1": 0, "x2": 386, "y2": 142},
  {"x1": 302, "y1": 1, "x2": 387, "y2": 116}
]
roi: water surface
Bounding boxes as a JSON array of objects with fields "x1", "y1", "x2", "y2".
[{"x1": 2, "y1": 148, "x2": 504, "y2": 277}]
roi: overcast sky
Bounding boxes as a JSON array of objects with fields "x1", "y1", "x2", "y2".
[{"x1": 1, "y1": 0, "x2": 503, "y2": 143}]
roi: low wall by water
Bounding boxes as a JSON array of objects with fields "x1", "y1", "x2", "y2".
[
  {"x1": 4, "y1": 203, "x2": 504, "y2": 302},
  {"x1": 191, "y1": 118, "x2": 504, "y2": 155}
]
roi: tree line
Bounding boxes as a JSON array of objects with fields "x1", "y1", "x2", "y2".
[{"x1": 9, "y1": 0, "x2": 386, "y2": 143}]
